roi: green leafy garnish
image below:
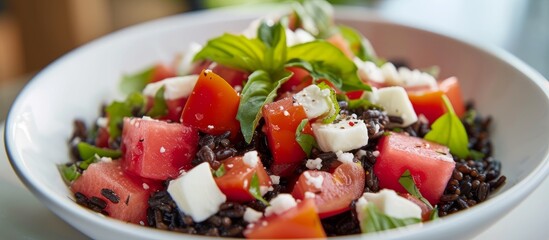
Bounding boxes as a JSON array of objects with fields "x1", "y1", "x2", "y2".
[
  {"x1": 287, "y1": 41, "x2": 369, "y2": 92},
  {"x1": 424, "y1": 95, "x2": 470, "y2": 159},
  {"x1": 105, "y1": 92, "x2": 145, "y2": 140},
  {"x1": 249, "y1": 172, "x2": 269, "y2": 205},
  {"x1": 237, "y1": 70, "x2": 292, "y2": 143},
  {"x1": 193, "y1": 34, "x2": 264, "y2": 72},
  {"x1": 214, "y1": 164, "x2": 226, "y2": 178},
  {"x1": 59, "y1": 164, "x2": 81, "y2": 183},
  {"x1": 360, "y1": 203, "x2": 421, "y2": 233},
  {"x1": 257, "y1": 21, "x2": 288, "y2": 75},
  {"x1": 316, "y1": 82, "x2": 339, "y2": 123},
  {"x1": 291, "y1": 0, "x2": 335, "y2": 38},
  {"x1": 470, "y1": 150, "x2": 485, "y2": 161},
  {"x1": 145, "y1": 86, "x2": 168, "y2": 118},
  {"x1": 295, "y1": 119, "x2": 317, "y2": 157},
  {"x1": 430, "y1": 206, "x2": 440, "y2": 221},
  {"x1": 399, "y1": 169, "x2": 433, "y2": 208},
  {"x1": 338, "y1": 25, "x2": 380, "y2": 64},
  {"x1": 77, "y1": 142, "x2": 122, "y2": 160},
  {"x1": 119, "y1": 66, "x2": 155, "y2": 94}
]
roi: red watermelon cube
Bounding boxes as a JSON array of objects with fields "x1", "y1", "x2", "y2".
[
  {"x1": 70, "y1": 160, "x2": 159, "y2": 224},
  {"x1": 121, "y1": 117, "x2": 198, "y2": 180},
  {"x1": 373, "y1": 133, "x2": 455, "y2": 205}
]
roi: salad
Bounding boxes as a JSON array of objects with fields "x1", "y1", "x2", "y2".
[{"x1": 62, "y1": 0, "x2": 506, "y2": 238}]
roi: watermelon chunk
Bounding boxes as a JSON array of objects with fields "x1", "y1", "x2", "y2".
[
  {"x1": 70, "y1": 160, "x2": 159, "y2": 224},
  {"x1": 373, "y1": 133, "x2": 455, "y2": 205},
  {"x1": 121, "y1": 117, "x2": 198, "y2": 180}
]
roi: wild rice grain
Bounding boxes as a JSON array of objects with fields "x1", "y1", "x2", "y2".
[
  {"x1": 90, "y1": 196, "x2": 107, "y2": 209},
  {"x1": 101, "y1": 188, "x2": 120, "y2": 204}
]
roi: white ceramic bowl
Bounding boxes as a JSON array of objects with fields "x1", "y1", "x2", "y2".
[{"x1": 4, "y1": 6, "x2": 549, "y2": 240}]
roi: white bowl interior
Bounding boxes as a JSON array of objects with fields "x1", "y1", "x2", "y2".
[{"x1": 5, "y1": 6, "x2": 549, "y2": 240}]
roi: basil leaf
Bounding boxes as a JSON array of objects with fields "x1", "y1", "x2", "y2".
[
  {"x1": 292, "y1": 0, "x2": 335, "y2": 38},
  {"x1": 145, "y1": 86, "x2": 168, "y2": 118},
  {"x1": 430, "y1": 206, "x2": 440, "y2": 221},
  {"x1": 399, "y1": 169, "x2": 433, "y2": 208},
  {"x1": 237, "y1": 70, "x2": 292, "y2": 143},
  {"x1": 77, "y1": 142, "x2": 122, "y2": 160},
  {"x1": 193, "y1": 33, "x2": 264, "y2": 72},
  {"x1": 424, "y1": 95, "x2": 470, "y2": 159},
  {"x1": 295, "y1": 119, "x2": 316, "y2": 157},
  {"x1": 287, "y1": 41, "x2": 369, "y2": 91},
  {"x1": 59, "y1": 164, "x2": 81, "y2": 183},
  {"x1": 360, "y1": 203, "x2": 421, "y2": 233},
  {"x1": 257, "y1": 21, "x2": 287, "y2": 75},
  {"x1": 78, "y1": 155, "x2": 99, "y2": 170},
  {"x1": 214, "y1": 164, "x2": 226, "y2": 178},
  {"x1": 338, "y1": 25, "x2": 378, "y2": 63},
  {"x1": 105, "y1": 92, "x2": 145, "y2": 140},
  {"x1": 119, "y1": 66, "x2": 155, "y2": 94},
  {"x1": 249, "y1": 172, "x2": 269, "y2": 205},
  {"x1": 317, "y1": 82, "x2": 339, "y2": 123}
]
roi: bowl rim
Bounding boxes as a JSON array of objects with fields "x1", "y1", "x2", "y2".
[{"x1": 4, "y1": 5, "x2": 549, "y2": 239}]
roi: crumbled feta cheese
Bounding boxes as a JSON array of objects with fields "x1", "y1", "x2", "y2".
[
  {"x1": 264, "y1": 194, "x2": 297, "y2": 217},
  {"x1": 372, "y1": 150, "x2": 380, "y2": 157},
  {"x1": 355, "y1": 189, "x2": 422, "y2": 222},
  {"x1": 303, "y1": 172, "x2": 324, "y2": 189},
  {"x1": 160, "y1": 146, "x2": 166, "y2": 153},
  {"x1": 96, "y1": 117, "x2": 108, "y2": 128},
  {"x1": 312, "y1": 115, "x2": 369, "y2": 152},
  {"x1": 294, "y1": 85, "x2": 333, "y2": 119},
  {"x1": 355, "y1": 58, "x2": 384, "y2": 83},
  {"x1": 304, "y1": 191, "x2": 316, "y2": 199},
  {"x1": 286, "y1": 28, "x2": 315, "y2": 46},
  {"x1": 335, "y1": 151, "x2": 354, "y2": 164},
  {"x1": 139, "y1": 221, "x2": 145, "y2": 226},
  {"x1": 376, "y1": 86, "x2": 418, "y2": 127},
  {"x1": 178, "y1": 42, "x2": 203, "y2": 75},
  {"x1": 207, "y1": 125, "x2": 214, "y2": 129},
  {"x1": 143, "y1": 75, "x2": 199, "y2": 100},
  {"x1": 167, "y1": 162, "x2": 226, "y2": 222},
  {"x1": 142, "y1": 183, "x2": 149, "y2": 190},
  {"x1": 243, "y1": 151, "x2": 259, "y2": 168},
  {"x1": 283, "y1": 110, "x2": 290, "y2": 116},
  {"x1": 100, "y1": 157, "x2": 112, "y2": 163},
  {"x1": 243, "y1": 207, "x2": 263, "y2": 223},
  {"x1": 270, "y1": 175, "x2": 280, "y2": 185},
  {"x1": 305, "y1": 158, "x2": 323, "y2": 170}
]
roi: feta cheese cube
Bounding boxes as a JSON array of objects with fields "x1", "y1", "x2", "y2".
[
  {"x1": 312, "y1": 115, "x2": 369, "y2": 152},
  {"x1": 177, "y1": 42, "x2": 203, "y2": 75},
  {"x1": 142, "y1": 75, "x2": 199, "y2": 100},
  {"x1": 243, "y1": 207, "x2": 263, "y2": 223},
  {"x1": 167, "y1": 162, "x2": 226, "y2": 222},
  {"x1": 305, "y1": 158, "x2": 323, "y2": 170},
  {"x1": 355, "y1": 189, "x2": 422, "y2": 222},
  {"x1": 355, "y1": 58, "x2": 384, "y2": 84},
  {"x1": 243, "y1": 151, "x2": 259, "y2": 168},
  {"x1": 376, "y1": 86, "x2": 418, "y2": 127},
  {"x1": 294, "y1": 85, "x2": 333, "y2": 119},
  {"x1": 286, "y1": 28, "x2": 315, "y2": 46}
]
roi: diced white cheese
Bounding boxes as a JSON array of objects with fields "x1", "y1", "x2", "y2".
[
  {"x1": 375, "y1": 86, "x2": 418, "y2": 127},
  {"x1": 294, "y1": 85, "x2": 333, "y2": 120},
  {"x1": 167, "y1": 162, "x2": 226, "y2": 222},
  {"x1": 142, "y1": 75, "x2": 199, "y2": 100},
  {"x1": 303, "y1": 172, "x2": 324, "y2": 189},
  {"x1": 286, "y1": 28, "x2": 315, "y2": 46},
  {"x1": 264, "y1": 194, "x2": 297, "y2": 217},
  {"x1": 178, "y1": 42, "x2": 203, "y2": 75},
  {"x1": 360, "y1": 86, "x2": 379, "y2": 103},
  {"x1": 96, "y1": 117, "x2": 108, "y2": 128},
  {"x1": 312, "y1": 115, "x2": 369, "y2": 152},
  {"x1": 355, "y1": 189, "x2": 422, "y2": 223},
  {"x1": 335, "y1": 151, "x2": 354, "y2": 164},
  {"x1": 270, "y1": 175, "x2": 280, "y2": 185},
  {"x1": 243, "y1": 207, "x2": 263, "y2": 223},
  {"x1": 305, "y1": 158, "x2": 323, "y2": 170},
  {"x1": 304, "y1": 191, "x2": 316, "y2": 199},
  {"x1": 243, "y1": 151, "x2": 259, "y2": 168}
]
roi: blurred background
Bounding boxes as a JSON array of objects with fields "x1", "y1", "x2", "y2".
[{"x1": 0, "y1": 0, "x2": 548, "y2": 121}]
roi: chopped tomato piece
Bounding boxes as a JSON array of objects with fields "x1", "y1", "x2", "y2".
[
  {"x1": 145, "y1": 97, "x2": 188, "y2": 123},
  {"x1": 292, "y1": 162, "x2": 365, "y2": 218},
  {"x1": 191, "y1": 61, "x2": 248, "y2": 88},
  {"x1": 374, "y1": 133, "x2": 455, "y2": 205},
  {"x1": 244, "y1": 199, "x2": 326, "y2": 239},
  {"x1": 407, "y1": 76, "x2": 466, "y2": 123},
  {"x1": 181, "y1": 69, "x2": 241, "y2": 139},
  {"x1": 95, "y1": 127, "x2": 110, "y2": 148},
  {"x1": 150, "y1": 64, "x2": 176, "y2": 83},
  {"x1": 280, "y1": 67, "x2": 312, "y2": 93},
  {"x1": 214, "y1": 155, "x2": 272, "y2": 202},
  {"x1": 262, "y1": 97, "x2": 313, "y2": 176}
]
